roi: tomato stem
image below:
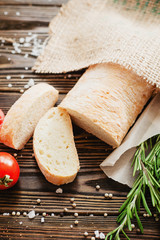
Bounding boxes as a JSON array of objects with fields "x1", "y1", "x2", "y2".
[{"x1": 0, "y1": 175, "x2": 13, "y2": 187}]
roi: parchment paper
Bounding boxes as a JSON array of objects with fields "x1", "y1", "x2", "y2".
[{"x1": 100, "y1": 93, "x2": 160, "y2": 188}]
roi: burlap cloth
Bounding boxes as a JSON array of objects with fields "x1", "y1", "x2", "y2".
[{"x1": 33, "y1": 0, "x2": 160, "y2": 88}]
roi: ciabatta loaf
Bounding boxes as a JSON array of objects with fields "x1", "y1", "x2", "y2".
[
  {"x1": 33, "y1": 107, "x2": 80, "y2": 185},
  {"x1": 60, "y1": 63, "x2": 153, "y2": 148},
  {"x1": 0, "y1": 83, "x2": 58, "y2": 150}
]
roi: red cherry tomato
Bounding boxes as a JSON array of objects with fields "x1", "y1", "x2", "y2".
[
  {"x1": 0, "y1": 109, "x2": 5, "y2": 128},
  {"x1": 0, "y1": 152, "x2": 20, "y2": 190}
]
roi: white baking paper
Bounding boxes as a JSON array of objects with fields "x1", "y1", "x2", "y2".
[{"x1": 100, "y1": 93, "x2": 160, "y2": 188}]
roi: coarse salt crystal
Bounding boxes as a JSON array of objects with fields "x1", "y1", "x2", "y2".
[
  {"x1": 24, "y1": 85, "x2": 29, "y2": 89},
  {"x1": 11, "y1": 50, "x2": 16, "y2": 54},
  {"x1": 28, "y1": 79, "x2": 34, "y2": 86},
  {"x1": 4, "y1": 11, "x2": 8, "y2": 15},
  {"x1": 23, "y1": 43, "x2": 31, "y2": 47},
  {"x1": 16, "y1": 12, "x2": 20, "y2": 16},
  {"x1": 94, "y1": 230, "x2": 99, "y2": 238},
  {"x1": 19, "y1": 38, "x2": 25, "y2": 44},
  {"x1": 99, "y1": 232, "x2": 105, "y2": 239},
  {"x1": 8, "y1": 57, "x2": 11, "y2": 61},
  {"x1": 6, "y1": 75, "x2": 11, "y2": 80},
  {"x1": 56, "y1": 188, "x2": 63, "y2": 194},
  {"x1": 3, "y1": 213, "x2": 10, "y2": 216},
  {"x1": 8, "y1": 83, "x2": 12, "y2": 88},
  {"x1": 25, "y1": 67, "x2": 28, "y2": 70},
  {"x1": 20, "y1": 75, "x2": 24, "y2": 79},
  {"x1": 51, "y1": 213, "x2": 54, "y2": 216},
  {"x1": 41, "y1": 217, "x2": 45, "y2": 223},
  {"x1": 19, "y1": 221, "x2": 23, "y2": 225},
  {"x1": 28, "y1": 210, "x2": 35, "y2": 219},
  {"x1": 28, "y1": 32, "x2": 32, "y2": 36}
]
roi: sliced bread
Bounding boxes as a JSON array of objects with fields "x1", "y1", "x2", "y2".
[
  {"x1": 0, "y1": 83, "x2": 59, "y2": 150},
  {"x1": 33, "y1": 107, "x2": 80, "y2": 185},
  {"x1": 60, "y1": 63, "x2": 153, "y2": 148}
]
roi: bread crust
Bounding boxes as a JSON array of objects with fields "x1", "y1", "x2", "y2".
[
  {"x1": 60, "y1": 63, "x2": 153, "y2": 147},
  {"x1": 0, "y1": 83, "x2": 59, "y2": 150}
]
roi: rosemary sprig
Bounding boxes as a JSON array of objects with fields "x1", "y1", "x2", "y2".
[{"x1": 106, "y1": 135, "x2": 160, "y2": 240}]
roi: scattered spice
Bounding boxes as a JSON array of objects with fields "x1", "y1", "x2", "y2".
[
  {"x1": 41, "y1": 217, "x2": 45, "y2": 223},
  {"x1": 74, "y1": 220, "x2": 78, "y2": 225},
  {"x1": 96, "y1": 185, "x2": 100, "y2": 190},
  {"x1": 72, "y1": 203, "x2": 76, "y2": 208},
  {"x1": 37, "y1": 199, "x2": 41, "y2": 204},
  {"x1": 74, "y1": 212, "x2": 78, "y2": 217},
  {"x1": 84, "y1": 232, "x2": 88, "y2": 237},
  {"x1": 70, "y1": 198, "x2": 75, "y2": 203},
  {"x1": 56, "y1": 188, "x2": 63, "y2": 194},
  {"x1": 28, "y1": 210, "x2": 35, "y2": 219}
]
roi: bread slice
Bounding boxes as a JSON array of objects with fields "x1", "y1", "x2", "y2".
[
  {"x1": 33, "y1": 107, "x2": 80, "y2": 185},
  {"x1": 60, "y1": 63, "x2": 153, "y2": 148},
  {"x1": 0, "y1": 83, "x2": 59, "y2": 150}
]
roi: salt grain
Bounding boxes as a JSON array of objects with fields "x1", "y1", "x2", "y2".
[
  {"x1": 109, "y1": 193, "x2": 113, "y2": 199},
  {"x1": 131, "y1": 224, "x2": 135, "y2": 229},
  {"x1": 25, "y1": 67, "x2": 29, "y2": 70},
  {"x1": 91, "y1": 237, "x2": 95, "y2": 240},
  {"x1": 28, "y1": 210, "x2": 35, "y2": 219},
  {"x1": 41, "y1": 217, "x2": 45, "y2": 223},
  {"x1": 16, "y1": 212, "x2": 20, "y2": 216},
  {"x1": 74, "y1": 212, "x2": 78, "y2": 217},
  {"x1": 20, "y1": 75, "x2": 24, "y2": 79},
  {"x1": 6, "y1": 75, "x2": 11, "y2": 80},
  {"x1": 20, "y1": 89, "x2": 24, "y2": 93},
  {"x1": 104, "y1": 213, "x2": 108, "y2": 217},
  {"x1": 19, "y1": 221, "x2": 23, "y2": 225},
  {"x1": 8, "y1": 83, "x2": 12, "y2": 88},
  {"x1": 51, "y1": 213, "x2": 54, "y2": 216},
  {"x1": 104, "y1": 193, "x2": 109, "y2": 198},
  {"x1": 16, "y1": 12, "x2": 20, "y2": 16},
  {"x1": 99, "y1": 232, "x2": 105, "y2": 239},
  {"x1": 56, "y1": 188, "x2": 63, "y2": 194},
  {"x1": 14, "y1": 153, "x2": 17, "y2": 157},
  {"x1": 23, "y1": 212, "x2": 27, "y2": 216},
  {"x1": 37, "y1": 199, "x2": 41, "y2": 204},
  {"x1": 42, "y1": 212, "x2": 46, "y2": 217},
  {"x1": 3, "y1": 213, "x2": 10, "y2": 216},
  {"x1": 70, "y1": 225, "x2": 73, "y2": 229},
  {"x1": 11, "y1": 50, "x2": 16, "y2": 54},
  {"x1": 74, "y1": 220, "x2": 78, "y2": 225},
  {"x1": 12, "y1": 211, "x2": 16, "y2": 216},
  {"x1": 19, "y1": 38, "x2": 25, "y2": 44},
  {"x1": 84, "y1": 232, "x2": 88, "y2": 237},
  {"x1": 72, "y1": 203, "x2": 76, "y2": 208},
  {"x1": 96, "y1": 185, "x2": 100, "y2": 190},
  {"x1": 94, "y1": 230, "x2": 99, "y2": 238},
  {"x1": 4, "y1": 11, "x2": 8, "y2": 15},
  {"x1": 64, "y1": 208, "x2": 68, "y2": 212},
  {"x1": 70, "y1": 198, "x2": 75, "y2": 203}
]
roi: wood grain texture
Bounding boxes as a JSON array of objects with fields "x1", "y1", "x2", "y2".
[{"x1": 0, "y1": 1, "x2": 159, "y2": 240}]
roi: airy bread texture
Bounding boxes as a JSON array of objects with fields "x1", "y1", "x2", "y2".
[
  {"x1": 0, "y1": 83, "x2": 58, "y2": 150},
  {"x1": 33, "y1": 107, "x2": 80, "y2": 185},
  {"x1": 60, "y1": 63, "x2": 153, "y2": 148}
]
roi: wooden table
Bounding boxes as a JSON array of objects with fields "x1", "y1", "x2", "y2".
[{"x1": 0, "y1": 1, "x2": 159, "y2": 239}]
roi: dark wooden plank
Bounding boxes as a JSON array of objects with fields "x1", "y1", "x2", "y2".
[{"x1": 0, "y1": 0, "x2": 159, "y2": 239}]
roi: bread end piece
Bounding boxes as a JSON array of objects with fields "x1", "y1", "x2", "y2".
[
  {"x1": 0, "y1": 83, "x2": 59, "y2": 150},
  {"x1": 33, "y1": 107, "x2": 80, "y2": 185}
]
